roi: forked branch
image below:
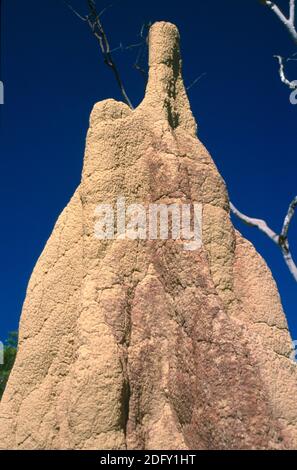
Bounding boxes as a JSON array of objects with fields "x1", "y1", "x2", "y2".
[
  {"x1": 263, "y1": 0, "x2": 297, "y2": 43},
  {"x1": 64, "y1": 0, "x2": 134, "y2": 108},
  {"x1": 230, "y1": 198, "x2": 297, "y2": 282},
  {"x1": 262, "y1": 1, "x2": 297, "y2": 89}
]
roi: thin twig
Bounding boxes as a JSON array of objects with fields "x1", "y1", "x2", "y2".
[
  {"x1": 132, "y1": 23, "x2": 151, "y2": 81},
  {"x1": 98, "y1": 4, "x2": 114, "y2": 18},
  {"x1": 125, "y1": 42, "x2": 144, "y2": 50},
  {"x1": 63, "y1": 0, "x2": 87, "y2": 21},
  {"x1": 186, "y1": 73, "x2": 207, "y2": 91},
  {"x1": 133, "y1": 43, "x2": 147, "y2": 80}
]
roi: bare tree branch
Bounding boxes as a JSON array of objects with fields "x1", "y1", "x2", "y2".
[
  {"x1": 281, "y1": 196, "x2": 297, "y2": 238},
  {"x1": 265, "y1": 0, "x2": 289, "y2": 25},
  {"x1": 65, "y1": 0, "x2": 134, "y2": 109},
  {"x1": 264, "y1": 1, "x2": 297, "y2": 43},
  {"x1": 87, "y1": 0, "x2": 134, "y2": 108},
  {"x1": 261, "y1": 2, "x2": 297, "y2": 90},
  {"x1": 278, "y1": 197, "x2": 297, "y2": 280},
  {"x1": 274, "y1": 54, "x2": 297, "y2": 89},
  {"x1": 290, "y1": 0, "x2": 296, "y2": 22},
  {"x1": 230, "y1": 203, "x2": 279, "y2": 243},
  {"x1": 230, "y1": 199, "x2": 297, "y2": 282}
]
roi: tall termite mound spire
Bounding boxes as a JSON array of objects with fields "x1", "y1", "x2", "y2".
[
  {"x1": 141, "y1": 22, "x2": 197, "y2": 135},
  {"x1": 1, "y1": 22, "x2": 297, "y2": 450}
]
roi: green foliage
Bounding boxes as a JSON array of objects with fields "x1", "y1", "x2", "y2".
[{"x1": 0, "y1": 332, "x2": 18, "y2": 400}]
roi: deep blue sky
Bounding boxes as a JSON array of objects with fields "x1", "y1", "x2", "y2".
[{"x1": 0, "y1": 0, "x2": 296, "y2": 342}]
